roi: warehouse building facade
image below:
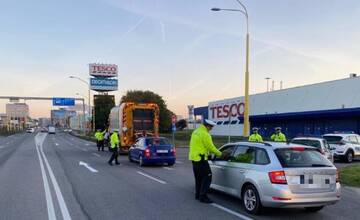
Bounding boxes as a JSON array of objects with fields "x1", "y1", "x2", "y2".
[{"x1": 194, "y1": 75, "x2": 360, "y2": 138}]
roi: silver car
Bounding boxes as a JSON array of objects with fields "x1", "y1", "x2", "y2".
[
  {"x1": 209, "y1": 142, "x2": 341, "y2": 214},
  {"x1": 291, "y1": 137, "x2": 334, "y2": 163}
]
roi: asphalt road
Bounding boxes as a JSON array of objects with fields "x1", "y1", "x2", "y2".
[{"x1": 0, "y1": 132, "x2": 359, "y2": 220}]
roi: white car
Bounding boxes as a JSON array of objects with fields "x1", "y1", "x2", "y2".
[
  {"x1": 26, "y1": 128, "x2": 35, "y2": 133},
  {"x1": 48, "y1": 126, "x2": 56, "y2": 134},
  {"x1": 323, "y1": 133, "x2": 360, "y2": 163},
  {"x1": 291, "y1": 137, "x2": 334, "y2": 163}
]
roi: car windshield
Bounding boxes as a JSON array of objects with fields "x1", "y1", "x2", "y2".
[
  {"x1": 323, "y1": 135, "x2": 343, "y2": 144},
  {"x1": 291, "y1": 139, "x2": 321, "y2": 149},
  {"x1": 275, "y1": 148, "x2": 332, "y2": 168},
  {"x1": 145, "y1": 138, "x2": 170, "y2": 146}
]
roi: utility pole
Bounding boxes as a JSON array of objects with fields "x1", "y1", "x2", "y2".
[{"x1": 265, "y1": 77, "x2": 271, "y2": 92}]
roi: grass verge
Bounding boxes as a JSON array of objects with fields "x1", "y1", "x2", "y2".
[{"x1": 340, "y1": 164, "x2": 360, "y2": 187}]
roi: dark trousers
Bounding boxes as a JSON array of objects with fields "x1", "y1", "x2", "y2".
[
  {"x1": 192, "y1": 160, "x2": 212, "y2": 198},
  {"x1": 97, "y1": 140, "x2": 104, "y2": 151},
  {"x1": 108, "y1": 147, "x2": 119, "y2": 164}
]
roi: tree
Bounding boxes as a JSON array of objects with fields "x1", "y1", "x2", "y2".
[
  {"x1": 94, "y1": 95, "x2": 115, "y2": 130},
  {"x1": 176, "y1": 119, "x2": 187, "y2": 130},
  {"x1": 121, "y1": 90, "x2": 174, "y2": 132}
]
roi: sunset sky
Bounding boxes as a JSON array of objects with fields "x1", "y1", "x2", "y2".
[{"x1": 1, "y1": 0, "x2": 360, "y2": 118}]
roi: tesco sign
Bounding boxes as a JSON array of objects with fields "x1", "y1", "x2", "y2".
[
  {"x1": 209, "y1": 102, "x2": 245, "y2": 119},
  {"x1": 89, "y1": 63, "x2": 118, "y2": 77}
]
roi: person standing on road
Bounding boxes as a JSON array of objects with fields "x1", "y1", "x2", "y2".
[
  {"x1": 104, "y1": 129, "x2": 110, "y2": 151},
  {"x1": 95, "y1": 129, "x2": 106, "y2": 151},
  {"x1": 270, "y1": 127, "x2": 286, "y2": 142},
  {"x1": 189, "y1": 119, "x2": 222, "y2": 204},
  {"x1": 248, "y1": 127, "x2": 263, "y2": 142},
  {"x1": 108, "y1": 129, "x2": 120, "y2": 166}
]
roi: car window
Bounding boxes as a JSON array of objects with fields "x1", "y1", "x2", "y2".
[
  {"x1": 218, "y1": 145, "x2": 236, "y2": 161},
  {"x1": 275, "y1": 148, "x2": 332, "y2": 168},
  {"x1": 145, "y1": 138, "x2": 170, "y2": 146},
  {"x1": 350, "y1": 136, "x2": 359, "y2": 144},
  {"x1": 255, "y1": 148, "x2": 270, "y2": 165},
  {"x1": 230, "y1": 146, "x2": 255, "y2": 164},
  {"x1": 323, "y1": 135, "x2": 343, "y2": 144},
  {"x1": 291, "y1": 139, "x2": 321, "y2": 149}
]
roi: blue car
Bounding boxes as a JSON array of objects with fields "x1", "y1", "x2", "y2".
[{"x1": 128, "y1": 137, "x2": 176, "y2": 166}]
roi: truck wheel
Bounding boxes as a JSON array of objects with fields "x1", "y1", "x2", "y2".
[{"x1": 345, "y1": 151, "x2": 354, "y2": 163}]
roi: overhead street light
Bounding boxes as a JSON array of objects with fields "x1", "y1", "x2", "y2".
[{"x1": 211, "y1": 0, "x2": 250, "y2": 137}]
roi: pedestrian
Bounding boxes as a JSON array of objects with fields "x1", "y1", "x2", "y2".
[
  {"x1": 108, "y1": 129, "x2": 120, "y2": 166},
  {"x1": 94, "y1": 129, "x2": 106, "y2": 151},
  {"x1": 270, "y1": 127, "x2": 286, "y2": 142},
  {"x1": 248, "y1": 127, "x2": 263, "y2": 142},
  {"x1": 104, "y1": 129, "x2": 110, "y2": 151},
  {"x1": 189, "y1": 119, "x2": 222, "y2": 204}
]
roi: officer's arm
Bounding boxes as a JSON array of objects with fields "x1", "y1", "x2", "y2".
[
  {"x1": 270, "y1": 134, "x2": 275, "y2": 140},
  {"x1": 203, "y1": 134, "x2": 222, "y2": 157},
  {"x1": 259, "y1": 135, "x2": 263, "y2": 142},
  {"x1": 281, "y1": 134, "x2": 286, "y2": 142}
]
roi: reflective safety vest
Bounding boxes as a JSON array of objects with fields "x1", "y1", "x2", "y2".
[
  {"x1": 188, "y1": 125, "x2": 222, "y2": 162},
  {"x1": 95, "y1": 130, "x2": 105, "y2": 141},
  {"x1": 248, "y1": 133, "x2": 263, "y2": 142},
  {"x1": 110, "y1": 132, "x2": 119, "y2": 149},
  {"x1": 270, "y1": 132, "x2": 286, "y2": 142}
]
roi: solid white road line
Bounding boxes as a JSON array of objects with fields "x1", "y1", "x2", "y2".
[
  {"x1": 137, "y1": 171, "x2": 167, "y2": 184},
  {"x1": 40, "y1": 138, "x2": 72, "y2": 220},
  {"x1": 92, "y1": 153, "x2": 101, "y2": 157},
  {"x1": 35, "y1": 134, "x2": 56, "y2": 220},
  {"x1": 79, "y1": 161, "x2": 98, "y2": 173},
  {"x1": 163, "y1": 167, "x2": 174, "y2": 171},
  {"x1": 211, "y1": 203, "x2": 253, "y2": 220}
]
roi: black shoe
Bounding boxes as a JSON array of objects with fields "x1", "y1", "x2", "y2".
[
  {"x1": 115, "y1": 162, "x2": 120, "y2": 165},
  {"x1": 108, "y1": 162, "x2": 113, "y2": 166},
  {"x1": 199, "y1": 196, "x2": 213, "y2": 204}
]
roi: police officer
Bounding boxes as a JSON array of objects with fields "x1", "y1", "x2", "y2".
[
  {"x1": 270, "y1": 127, "x2": 286, "y2": 142},
  {"x1": 108, "y1": 129, "x2": 120, "y2": 166},
  {"x1": 95, "y1": 129, "x2": 106, "y2": 151},
  {"x1": 189, "y1": 119, "x2": 222, "y2": 204},
  {"x1": 248, "y1": 127, "x2": 263, "y2": 142}
]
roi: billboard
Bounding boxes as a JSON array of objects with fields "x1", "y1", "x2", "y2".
[
  {"x1": 89, "y1": 63, "x2": 118, "y2": 77},
  {"x1": 52, "y1": 98, "x2": 75, "y2": 106},
  {"x1": 90, "y1": 77, "x2": 118, "y2": 91}
]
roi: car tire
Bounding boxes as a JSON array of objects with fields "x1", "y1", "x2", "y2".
[
  {"x1": 345, "y1": 150, "x2": 354, "y2": 163},
  {"x1": 242, "y1": 184, "x2": 262, "y2": 215},
  {"x1": 305, "y1": 206, "x2": 324, "y2": 212},
  {"x1": 139, "y1": 156, "x2": 144, "y2": 167},
  {"x1": 128, "y1": 155, "x2": 133, "y2": 162}
]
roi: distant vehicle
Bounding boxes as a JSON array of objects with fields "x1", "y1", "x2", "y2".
[
  {"x1": 64, "y1": 129, "x2": 68, "y2": 132},
  {"x1": 48, "y1": 126, "x2": 56, "y2": 134},
  {"x1": 109, "y1": 102, "x2": 160, "y2": 153},
  {"x1": 323, "y1": 133, "x2": 360, "y2": 163},
  {"x1": 68, "y1": 129, "x2": 72, "y2": 133},
  {"x1": 291, "y1": 137, "x2": 334, "y2": 163},
  {"x1": 128, "y1": 137, "x2": 176, "y2": 166},
  {"x1": 40, "y1": 127, "x2": 48, "y2": 133},
  {"x1": 209, "y1": 142, "x2": 340, "y2": 214},
  {"x1": 26, "y1": 128, "x2": 35, "y2": 133}
]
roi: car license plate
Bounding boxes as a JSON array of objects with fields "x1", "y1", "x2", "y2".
[{"x1": 157, "y1": 150, "x2": 168, "y2": 153}]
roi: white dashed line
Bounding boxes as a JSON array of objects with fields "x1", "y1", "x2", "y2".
[
  {"x1": 55, "y1": 143, "x2": 59, "y2": 146},
  {"x1": 163, "y1": 167, "x2": 174, "y2": 171},
  {"x1": 176, "y1": 160, "x2": 183, "y2": 164},
  {"x1": 92, "y1": 153, "x2": 101, "y2": 157},
  {"x1": 211, "y1": 203, "x2": 253, "y2": 220},
  {"x1": 137, "y1": 171, "x2": 167, "y2": 184}
]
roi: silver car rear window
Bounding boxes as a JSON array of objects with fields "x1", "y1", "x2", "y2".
[{"x1": 275, "y1": 148, "x2": 332, "y2": 168}]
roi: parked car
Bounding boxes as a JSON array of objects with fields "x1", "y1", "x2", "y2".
[
  {"x1": 128, "y1": 137, "x2": 176, "y2": 166},
  {"x1": 26, "y1": 128, "x2": 35, "y2": 133},
  {"x1": 209, "y1": 141, "x2": 340, "y2": 215},
  {"x1": 40, "y1": 127, "x2": 48, "y2": 133},
  {"x1": 323, "y1": 133, "x2": 360, "y2": 163},
  {"x1": 291, "y1": 137, "x2": 334, "y2": 163},
  {"x1": 48, "y1": 126, "x2": 56, "y2": 134}
]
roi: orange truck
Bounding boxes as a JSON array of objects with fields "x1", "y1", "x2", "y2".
[{"x1": 109, "y1": 102, "x2": 159, "y2": 153}]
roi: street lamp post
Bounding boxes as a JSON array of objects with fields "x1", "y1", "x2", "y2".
[
  {"x1": 211, "y1": 0, "x2": 250, "y2": 137},
  {"x1": 265, "y1": 77, "x2": 271, "y2": 92},
  {"x1": 70, "y1": 75, "x2": 92, "y2": 133}
]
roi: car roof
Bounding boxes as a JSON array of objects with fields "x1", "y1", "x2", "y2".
[
  {"x1": 292, "y1": 137, "x2": 323, "y2": 141},
  {"x1": 224, "y1": 141, "x2": 315, "y2": 150}
]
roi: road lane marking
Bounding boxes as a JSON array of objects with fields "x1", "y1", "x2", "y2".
[
  {"x1": 211, "y1": 203, "x2": 253, "y2": 220},
  {"x1": 55, "y1": 143, "x2": 59, "y2": 146},
  {"x1": 38, "y1": 134, "x2": 72, "y2": 220},
  {"x1": 163, "y1": 167, "x2": 174, "y2": 171},
  {"x1": 92, "y1": 153, "x2": 101, "y2": 157},
  {"x1": 79, "y1": 161, "x2": 98, "y2": 173},
  {"x1": 0, "y1": 146, "x2": 5, "y2": 149},
  {"x1": 176, "y1": 160, "x2": 183, "y2": 164},
  {"x1": 35, "y1": 134, "x2": 56, "y2": 220},
  {"x1": 137, "y1": 171, "x2": 167, "y2": 184}
]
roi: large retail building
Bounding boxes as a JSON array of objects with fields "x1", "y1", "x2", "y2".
[{"x1": 194, "y1": 75, "x2": 360, "y2": 138}]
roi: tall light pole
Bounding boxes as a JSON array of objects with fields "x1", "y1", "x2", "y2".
[
  {"x1": 211, "y1": 0, "x2": 250, "y2": 137},
  {"x1": 76, "y1": 93, "x2": 87, "y2": 134},
  {"x1": 69, "y1": 75, "x2": 92, "y2": 132},
  {"x1": 265, "y1": 77, "x2": 271, "y2": 92}
]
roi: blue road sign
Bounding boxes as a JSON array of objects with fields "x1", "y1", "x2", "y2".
[
  {"x1": 172, "y1": 124, "x2": 176, "y2": 132},
  {"x1": 52, "y1": 98, "x2": 75, "y2": 106},
  {"x1": 90, "y1": 77, "x2": 118, "y2": 91}
]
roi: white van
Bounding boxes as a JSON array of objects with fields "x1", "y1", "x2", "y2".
[{"x1": 48, "y1": 126, "x2": 56, "y2": 134}]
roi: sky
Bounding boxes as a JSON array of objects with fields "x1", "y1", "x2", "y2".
[{"x1": 0, "y1": 0, "x2": 360, "y2": 118}]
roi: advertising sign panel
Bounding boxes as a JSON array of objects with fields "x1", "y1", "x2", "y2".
[
  {"x1": 90, "y1": 77, "x2": 118, "y2": 91},
  {"x1": 89, "y1": 63, "x2": 118, "y2": 77},
  {"x1": 52, "y1": 98, "x2": 75, "y2": 106}
]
